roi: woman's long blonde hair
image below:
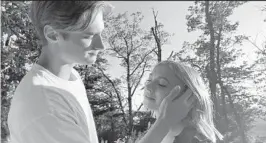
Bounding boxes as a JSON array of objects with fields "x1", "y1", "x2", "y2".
[{"x1": 154, "y1": 60, "x2": 223, "y2": 143}]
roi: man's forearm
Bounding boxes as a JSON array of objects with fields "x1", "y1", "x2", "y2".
[{"x1": 137, "y1": 119, "x2": 169, "y2": 143}]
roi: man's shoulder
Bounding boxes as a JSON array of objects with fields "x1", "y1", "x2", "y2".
[
  {"x1": 11, "y1": 70, "x2": 79, "y2": 117},
  {"x1": 14, "y1": 64, "x2": 76, "y2": 98},
  {"x1": 14, "y1": 65, "x2": 52, "y2": 92},
  {"x1": 8, "y1": 71, "x2": 78, "y2": 130}
]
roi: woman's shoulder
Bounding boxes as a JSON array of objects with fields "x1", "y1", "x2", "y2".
[
  {"x1": 173, "y1": 135, "x2": 201, "y2": 143},
  {"x1": 173, "y1": 127, "x2": 205, "y2": 143}
]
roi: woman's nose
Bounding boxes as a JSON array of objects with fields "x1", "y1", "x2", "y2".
[
  {"x1": 145, "y1": 81, "x2": 155, "y2": 90},
  {"x1": 144, "y1": 89, "x2": 151, "y2": 96}
]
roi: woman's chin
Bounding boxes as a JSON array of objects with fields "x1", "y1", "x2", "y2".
[{"x1": 143, "y1": 99, "x2": 158, "y2": 110}]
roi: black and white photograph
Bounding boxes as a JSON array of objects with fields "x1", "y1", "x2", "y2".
[{"x1": 1, "y1": 1, "x2": 266, "y2": 143}]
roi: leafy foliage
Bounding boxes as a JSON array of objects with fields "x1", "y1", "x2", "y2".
[
  {"x1": 172, "y1": 1, "x2": 264, "y2": 143},
  {"x1": 1, "y1": 1, "x2": 40, "y2": 141},
  {"x1": 171, "y1": 1, "x2": 265, "y2": 143}
]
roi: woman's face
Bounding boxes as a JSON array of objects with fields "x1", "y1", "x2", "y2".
[{"x1": 143, "y1": 64, "x2": 186, "y2": 110}]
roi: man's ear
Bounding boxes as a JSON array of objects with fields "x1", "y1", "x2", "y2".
[{"x1": 43, "y1": 25, "x2": 59, "y2": 43}]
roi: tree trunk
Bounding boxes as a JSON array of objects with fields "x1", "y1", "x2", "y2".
[
  {"x1": 205, "y1": 0, "x2": 220, "y2": 130},
  {"x1": 219, "y1": 81, "x2": 248, "y2": 143},
  {"x1": 151, "y1": 9, "x2": 162, "y2": 62},
  {"x1": 205, "y1": 1, "x2": 217, "y2": 99},
  {"x1": 158, "y1": 46, "x2": 162, "y2": 62},
  {"x1": 97, "y1": 67, "x2": 128, "y2": 127},
  {"x1": 126, "y1": 57, "x2": 133, "y2": 137},
  {"x1": 216, "y1": 27, "x2": 229, "y2": 143}
]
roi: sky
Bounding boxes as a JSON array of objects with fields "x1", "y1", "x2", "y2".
[
  {"x1": 103, "y1": 1, "x2": 266, "y2": 137},
  {"x1": 105, "y1": 1, "x2": 266, "y2": 78},
  {"x1": 106, "y1": 1, "x2": 266, "y2": 72},
  {"x1": 104, "y1": 1, "x2": 266, "y2": 106}
]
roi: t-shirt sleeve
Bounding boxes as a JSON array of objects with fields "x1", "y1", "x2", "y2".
[{"x1": 19, "y1": 111, "x2": 91, "y2": 143}]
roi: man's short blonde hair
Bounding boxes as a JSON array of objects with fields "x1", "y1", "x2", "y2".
[{"x1": 29, "y1": 1, "x2": 113, "y2": 45}]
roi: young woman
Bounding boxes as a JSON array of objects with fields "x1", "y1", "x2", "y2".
[{"x1": 142, "y1": 61, "x2": 224, "y2": 143}]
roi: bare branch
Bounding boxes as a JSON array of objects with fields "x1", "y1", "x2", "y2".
[
  {"x1": 131, "y1": 40, "x2": 144, "y2": 53},
  {"x1": 96, "y1": 66, "x2": 128, "y2": 126},
  {"x1": 167, "y1": 51, "x2": 174, "y2": 60},
  {"x1": 123, "y1": 36, "x2": 130, "y2": 57},
  {"x1": 151, "y1": 8, "x2": 162, "y2": 62},
  {"x1": 129, "y1": 21, "x2": 135, "y2": 55},
  {"x1": 131, "y1": 61, "x2": 148, "y2": 97},
  {"x1": 246, "y1": 38, "x2": 266, "y2": 56},
  {"x1": 177, "y1": 56, "x2": 203, "y2": 71},
  {"x1": 151, "y1": 27, "x2": 161, "y2": 51},
  {"x1": 133, "y1": 103, "x2": 144, "y2": 118},
  {"x1": 151, "y1": 44, "x2": 159, "y2": 56},
  {"x1": 152, "y1": 8, "x2": 158, "y2": 20},
  {"x1": 137, "y1": 103, "x2": 143, "y2": 112},
  {"x1": 108, "y1": 39, "x2": 127, "y2": 60},
  {"x1": 129, "y1": 48, "x2": 155, "y2": 77}
]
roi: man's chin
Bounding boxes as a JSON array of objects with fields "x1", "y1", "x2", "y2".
[
  {"x1": 79, "y1": 58, "x2": 96, "y2": 65},
  {"x1": 77, "y1": 62, "x2": 93, "y2": 66}
]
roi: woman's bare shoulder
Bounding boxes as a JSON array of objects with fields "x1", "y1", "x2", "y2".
[{"x1": 173, "y1": 126, "x2": 203, "y2": 143}]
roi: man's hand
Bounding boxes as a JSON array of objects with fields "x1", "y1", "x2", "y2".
[{"x1": 158, "y1": 86, "x2": 196, "y2": 128}]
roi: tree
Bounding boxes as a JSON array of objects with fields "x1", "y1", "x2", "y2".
[
  {"x1": 243, "y1": 6, "x2": 266, "y2": 121},
  {"x1": 102, "y1": 11, "x2": 154, "y2": 139},
  {"x1": 172, "y1": 1, "x2": 262, "y2": 143},
  {"x1": 1, "y1": 1, "x2": 41, "y2": 141},
  {"x1": 74, "y1": 54, "x2": 127, "y2": 142},
  {"x1": 150, "y1": 8, "x2": 173, "y2": 62}
]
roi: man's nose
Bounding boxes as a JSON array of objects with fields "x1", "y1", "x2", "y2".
[{"x1": 92, "y1": 34, "x2": 105, "y2": 50}]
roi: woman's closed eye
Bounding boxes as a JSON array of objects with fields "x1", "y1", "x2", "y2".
[{"x1": 158, "y1": 78, "x2": 168, "y2": 87}]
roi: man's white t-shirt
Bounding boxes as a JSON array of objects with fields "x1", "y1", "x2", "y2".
[{"x1": 8, "y1": 64, "x2": 98, "y2": 143}]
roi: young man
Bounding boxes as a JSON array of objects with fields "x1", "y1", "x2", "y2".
[{"x1": 8, "y1": 1, "x2": 194, "y2": 143}]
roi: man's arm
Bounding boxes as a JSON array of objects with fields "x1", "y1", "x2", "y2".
[{"x1": 19, "y1": 111, "x2": 90, "y2": 143}]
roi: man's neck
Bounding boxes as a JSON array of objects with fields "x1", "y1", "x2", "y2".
[{"x1": 38, "y1": 46, "x2": 75, "y2": 81}]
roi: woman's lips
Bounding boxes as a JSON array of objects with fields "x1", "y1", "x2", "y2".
[
  {"x1": 144, "y1": 89, "x2": 155, "y2": 100},
  {"x1": 145, "y1": 95, "x2": 155, "y2": 100}
]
